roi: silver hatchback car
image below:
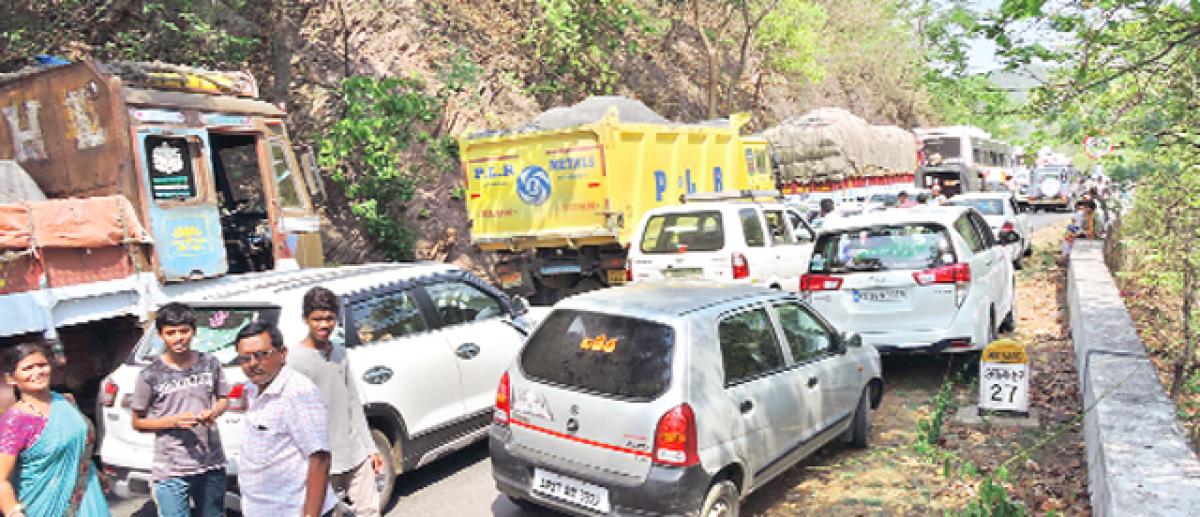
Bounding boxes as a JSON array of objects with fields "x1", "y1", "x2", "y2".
[{"x1": 490, "y1": 284, "x2": 883, "y2": 516}]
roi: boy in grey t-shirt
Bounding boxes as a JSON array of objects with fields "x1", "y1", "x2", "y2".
[{"x1": 131, "y1": 302, "x2": 230, "y2": 517}]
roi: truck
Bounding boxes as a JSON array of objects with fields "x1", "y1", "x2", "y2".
[
  {"x1": 766, "y1": 108, "x2": 920, "y2": 203},
  {"x1": 0, "y1": 60, "x2": 325, "y2": 413},
  {"x1": 459, "y1": 106, "x2": 775, "y2": 303}
]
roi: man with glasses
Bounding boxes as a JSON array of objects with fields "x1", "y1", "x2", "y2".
[{"x1": 234, "y1": 321, "x2": 335, "y2": 517}]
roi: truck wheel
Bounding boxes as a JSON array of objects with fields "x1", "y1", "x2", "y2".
[
  {"x1": 699, "y1": 479, "x2": 739, "y2": 517},
  {"x1": 372, "y1": 428, "x2": 398, "y2": 508}
]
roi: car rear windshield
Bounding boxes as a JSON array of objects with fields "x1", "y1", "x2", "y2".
[
  {"x1": 132, "y1": 306, "x2": 281, "y2": 365},
  {"x1": 809, "y1": 223, "x2": 956, "y2": 273},
  {"x1": 951, "y1": 199, "x2": 1004, "y2": 215},
  {"x1": 640, "y1": 211, "x2": 724, "y2": 253},
  {"x1": 520, "y1": 310, "x2": 674, "y2": 401}
]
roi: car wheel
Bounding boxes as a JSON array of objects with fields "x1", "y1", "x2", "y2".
[
  {"x1": 1013, "y1": 253, "x2": 1023, "y2": 270},
  {"x1": 371, "y1": 428, "x2": 398, "y2": 508},
  {"x1": 848, "y1": 387, "x2": 871, "y2": 448},
  {"x1": 699, "y1": 479, "x2": 740, "y2": 517},
  {"x1": 987, "y1": 310, "x2": 998, "y2": 344},
  {"x1": 1023, "y1": 242, "x2": 1033, "y2": 257}
]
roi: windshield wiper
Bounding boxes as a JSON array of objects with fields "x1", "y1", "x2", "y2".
[{"x1": 845, "y1": 262, "x2": 886, "y2": 272}]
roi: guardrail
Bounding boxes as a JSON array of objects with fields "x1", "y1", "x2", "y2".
[{"x1": 1067, "y1": 240, "x2": 1200, "y2": 516}]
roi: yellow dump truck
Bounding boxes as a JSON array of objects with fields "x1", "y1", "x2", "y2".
[{"x1": 460, "y1": 109, "x2": 775, "y2": 302}]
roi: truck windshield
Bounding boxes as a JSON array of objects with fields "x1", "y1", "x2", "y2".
[
  {"x1": 810, "y1": 224, "x2": 955, "y2": 273},
  {"x1": 131, "y1": 306, "x2": 281, "y2": 365},
  {"x1": 639, "y1": 211, "x2": 724, "y2": 253},
  {"x1": 520, "y1": 309, "x2": 674, "y2": 400}
]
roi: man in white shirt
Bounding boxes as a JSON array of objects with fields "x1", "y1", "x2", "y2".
[{"x1": 235, "y1": 321, "x2": 336, "y2": 517}]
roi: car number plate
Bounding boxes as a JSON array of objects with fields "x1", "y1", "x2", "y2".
[
  {"x1": 662, "y1": 267, "x2": 702, "y2": 279},
  {"x1": 606, "y1": 269, "x2": 627, "y2": 285},
  {"x1": 532, "y1": 468, "x2": 611, "y2": 513},
  {"x1": 856, "y1": 288, "x2": 907, "y2": 302}
]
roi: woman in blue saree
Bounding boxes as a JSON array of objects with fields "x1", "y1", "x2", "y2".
[{"x1": 0, "y1": 342, "x2": 109, "y2": 517}]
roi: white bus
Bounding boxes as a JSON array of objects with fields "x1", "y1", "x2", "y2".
[{"x1": 914, "y1": 126, "x2": 1016, "y2": 196}]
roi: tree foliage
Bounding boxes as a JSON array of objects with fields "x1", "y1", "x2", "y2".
[{"x1": 983, "y1": 1, "x2": 1200, "y2": 399}]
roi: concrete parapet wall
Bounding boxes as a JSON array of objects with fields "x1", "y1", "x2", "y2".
[{"x1": 1067, "y1": 240, "x2": 1200, "y2": 516}]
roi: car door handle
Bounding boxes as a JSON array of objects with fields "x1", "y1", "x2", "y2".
[
  {"x1": 739, "y1": 400, "x2": 754, "y2": 414},
  {"x1": 455, "y1": 343, "x2": 480, "y2": 359},
  {"x1": 807, "y1": 377, "x2": 818, "y2": 388}
]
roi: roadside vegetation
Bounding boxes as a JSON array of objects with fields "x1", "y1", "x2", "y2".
[{"x1": 984, "y1": 1, "x2": 1200, "y2": 452}]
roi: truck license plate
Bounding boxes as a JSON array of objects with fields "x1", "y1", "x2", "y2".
[{"x1": 532, "y1": 468, "x2": 610, "y2": 513}]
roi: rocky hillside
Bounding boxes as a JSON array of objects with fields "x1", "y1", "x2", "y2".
[{"x1": 1, "y1": 0, "x2": 944, "y2": 277}]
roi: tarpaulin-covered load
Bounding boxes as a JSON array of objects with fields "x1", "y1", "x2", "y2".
[
  {"x1": 0, "y1": 195, "x2": 152, "y2": 294},
  {"x1": 764, "y1": 108, "x2": 918, "y2": 182}
]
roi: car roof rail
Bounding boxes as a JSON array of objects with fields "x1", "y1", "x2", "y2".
[{"x1": 681, "y1": 189, "x2": 782, "y2": 204}]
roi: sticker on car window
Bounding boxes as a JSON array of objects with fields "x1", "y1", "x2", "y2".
[{"x1": 580, "y1": 334, "x2": 619, "y2": 353}]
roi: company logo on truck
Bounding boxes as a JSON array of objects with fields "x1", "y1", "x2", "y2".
[{"x1": 516, "y1": 165, "x2": 552, "y2": 206}]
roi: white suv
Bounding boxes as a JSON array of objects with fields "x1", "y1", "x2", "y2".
[
  {"x1": 800, "y1": 206, "x2": 1017, "y2": 353},
  {"x1": 490, "y1": 283, "x2": 882, "y2": 515},
  {"x1": 98, "y1": 263, "x2": 537, "y2": 508},
  {"x1": 627, "y1": 199, "x2": 815, "y2": 289}
]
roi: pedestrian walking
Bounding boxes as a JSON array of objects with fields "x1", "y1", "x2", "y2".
[
  {"x1": 235, "y1": 321, "x2": 335, "y2": 517},
  {"x1": 0, "y1": 341, "x2": 110, "y2": 517},
  {"x1": 289, "y1": 287, "x2": 385, "y2": 516},
  {"x1": 130, "y1": 302, "x2": 229, "y2": 517}
]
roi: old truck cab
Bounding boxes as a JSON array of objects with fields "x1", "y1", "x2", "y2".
[{"x1": 0, "y1": 60, "x2": 323, "y2": 280}]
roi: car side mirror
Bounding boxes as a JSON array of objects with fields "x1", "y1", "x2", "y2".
[
  {"x1": 998, "y1": 231, "x2": 1020, "y2": 245},
  {"x1": 510, "y1": 295, "x2": 530, "y2": 316},
  {"x1": 840, "y1": 331, "x2": 862, "y2": 351}
]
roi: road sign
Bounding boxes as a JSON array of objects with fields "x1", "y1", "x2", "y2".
[{"x1": 979, "y1": 339, "x2": 1029, "y2": 415}]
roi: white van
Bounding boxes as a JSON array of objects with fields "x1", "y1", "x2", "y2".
[{"x1": 626, "y1": 200, "x2": 815, "y2": 290}]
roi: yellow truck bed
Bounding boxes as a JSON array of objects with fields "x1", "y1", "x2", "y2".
[{"x1": 460, "y1": 110, "x2": 775, "y2": 251}]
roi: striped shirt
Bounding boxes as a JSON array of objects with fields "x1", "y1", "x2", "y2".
[{"x1": 238, "y1": 367, "x2": 337, "y2": 517}]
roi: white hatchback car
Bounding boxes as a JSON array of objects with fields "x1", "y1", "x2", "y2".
[
  {"x1": 627, "y1": 200, "x2": 815, "y2": 289},
  {"x1": 490, "y1": 283, "x2": 882, "y2": 516},
  {"x1": 800, "y1": 206, "x2": 1017, "y2": 354},
  {"x1": 98, "y1": 263, "x2": 536, "y2": 508},
  {"x1": 949, "y1": 192, "x2": 1033, "y2": 268}
]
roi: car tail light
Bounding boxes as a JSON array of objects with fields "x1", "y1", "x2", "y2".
[
  {"x1": 653, "y1": 404, "x2": 698, "y2": 467},
  {"x1": 800, "y1": 274, "x2": 843, "y2": 291},
  {"x1": 914, "y1": 263, "x2": 971, "y2": 307},
  {"x1": 227, "y1": 383, "x2": 248, "y2": 412},
  {"x1": 731, "y1": 252, "x2": 749, "y2": 280},
  {"x1": 100, "y1": 379, "x2": 118, "y2": 407},
  {"x1": 494, "y1": 372, "x2": 511, "y2": 426},
  {"x1": 1001, "y1": 221, "x2": 1015, "y2": 234},
  {"x1": 625, "y1": 262, "x2": 633, "y2": 282},
  {"x1": 948, "y1": 338, "x2": 973, "y2": 349}
]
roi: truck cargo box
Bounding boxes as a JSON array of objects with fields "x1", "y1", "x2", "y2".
[{"x1": 461, "y1": 109, "x2": 775, "y2": 251}]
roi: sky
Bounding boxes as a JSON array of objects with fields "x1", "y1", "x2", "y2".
[{"x1": 966, "y1": 0, "x2": 1003, "y2": 72}]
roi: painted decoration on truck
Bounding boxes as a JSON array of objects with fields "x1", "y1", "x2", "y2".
[
  {"x1": 516, "y1": 165, "x2": 552, "y2": 206},
  {"x1": 145, "y1": 137, "x2": 197, "y2": 200},
  {"x1": 1, "y1": 100, "x2": 48, "y2": 162},
  {"x1": 64, "y1": 88, "x2": 106, "y2": 149}
]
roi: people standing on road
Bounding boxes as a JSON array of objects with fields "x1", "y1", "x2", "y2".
[
  {"x1": 130, "y1": 302, "x2": 229, "y2": 517},
  {"x1": 930, "y1": 185, "x2": 948, "y2": 205},
  {"x1": 235, "y1": 321, "x2": 336, "y2": 517},
  {"x1": 1078, "y1": 199, "x2": 1104, "y2": 240},
  {"x1": 897, "y1": 191, "x2": 916, "y2": 208},
  {"x1": 916, "y1": 192, "x2": 929, "y2": 205},
  {"x1": 0, "y1": 341, "x2": 110, "y2": 517},
  {"x1": 289, "y1": 287, "x2": 385, "y2": 517}
]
